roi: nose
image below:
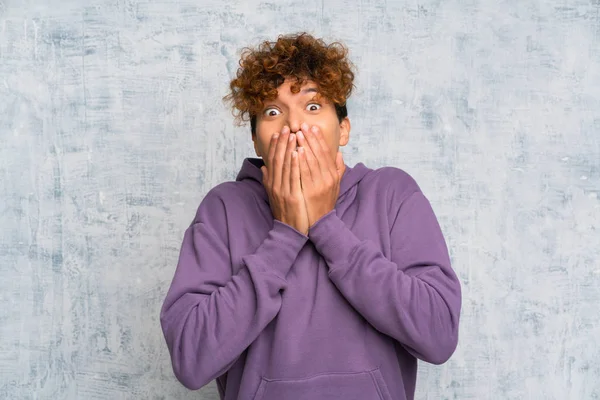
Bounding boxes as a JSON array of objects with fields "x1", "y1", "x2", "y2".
[{"x1": 286, "y1": 111, "x2": 301, "y2": 133}]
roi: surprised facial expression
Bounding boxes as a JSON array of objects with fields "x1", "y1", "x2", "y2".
[{"x1": 253, "y1": 79, "x2": 350, "y2": 167}]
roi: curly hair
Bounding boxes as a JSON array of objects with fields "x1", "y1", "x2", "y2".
[{"x1": 223, "y1": 32, "x2": 355, "y2": 134}]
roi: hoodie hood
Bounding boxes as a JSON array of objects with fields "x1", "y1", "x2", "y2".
[{"x1": 236, "y1": 157, "x2": 372, "y2": 203}]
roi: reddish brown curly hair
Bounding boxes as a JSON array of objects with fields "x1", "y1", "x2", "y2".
[{"x1": 223, "y1": 32, "x2": 355, "y2": 134}]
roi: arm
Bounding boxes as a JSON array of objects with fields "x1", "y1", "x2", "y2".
[
  {"x1": 308, "y1": 191, "x2": 461, "y2": 365},
  {"x1": 160, "y1": 191, "x2": 307, "y2": 390}
]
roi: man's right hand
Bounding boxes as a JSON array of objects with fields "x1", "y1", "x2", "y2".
[{"x1": 261, "y1": 126, "x2": 310, "y2": 236}]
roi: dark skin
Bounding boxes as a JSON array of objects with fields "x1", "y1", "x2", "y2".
[
  {"x1": 261, "y1": 123, "x2": 345, "y2": 235},
  {"x1": 257, "y1": 79, "x2": 350, "y2": 235},
  {"x1": 261, "y1": 127, "x2": 310, "y2": 235}
]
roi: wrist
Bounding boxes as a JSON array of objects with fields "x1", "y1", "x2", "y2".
[
  {"x1": 309, "y1": 208, "x2": 334, "y2": 227},
  {"x1": 278, "y1": 219, "x2": 309, "y2": 237}
]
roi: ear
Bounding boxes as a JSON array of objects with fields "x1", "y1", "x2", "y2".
[{"x1": 338, "y1": 117, "x2": 351, "y2": 147}]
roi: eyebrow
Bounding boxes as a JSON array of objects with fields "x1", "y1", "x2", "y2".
[
  {"x1": 263, "y1": 87, "x2": 320, "y2": 109},
  {"x1": 301, "y1": 87, "x2": 319, "y2": 94}
]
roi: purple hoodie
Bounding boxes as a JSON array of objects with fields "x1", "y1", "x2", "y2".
[{"x1": 160, "y1": 158, "x2": 461, "y2": 400}]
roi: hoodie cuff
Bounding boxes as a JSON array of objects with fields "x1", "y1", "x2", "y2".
[
  {"x1": 308, "y1": 210, "x2": 361, "y2": 266},
  {"x1": 244, "y1": 220, "x2": 308, "y2": 279}
]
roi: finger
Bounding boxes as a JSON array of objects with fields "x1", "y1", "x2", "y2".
[
  {"x1": 297, "y1": 146, "x2": 312, "y2": 185},
  {"x1": 308, "y1": 125, "x2": 335, "y2": 177},
  {"x1": 295, "y1": 128, "x2": 310, "y2": 179},
  {"x1": 299, "y1": 124, "x2": 321, "y2": 182},
  {"x1": 282, "y1": 133, "x2": 296, "y2": 194},
  {"x1": 296, "y1": 124, "x2": 308, "y2": 148},
  {"x1": 261, "y1": 166, "x2": 269, "y2": 186},
  {"x1": 272, "y1": 126, "x2": 290, "y2": 190},
  {"x1": 291, "y1": 150, "x2": 302, "y2": 195},
  {"x1": 266, "y1": 132, "x2": 279, "y2": 172}
]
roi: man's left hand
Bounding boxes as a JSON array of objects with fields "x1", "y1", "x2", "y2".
[{"x1": 296, "y1": 123, "x2": 345, "y2": 227}]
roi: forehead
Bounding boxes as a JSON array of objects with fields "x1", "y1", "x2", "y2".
[{"x1": 275, "y1": 79, "x2": 319, "y2": 98}]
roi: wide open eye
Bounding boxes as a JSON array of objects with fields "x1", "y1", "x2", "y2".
[
  {"x1": 263, "y1": 107, "x2": 281, "y2": 117},
  {"x1": 306, "y1": 103, "x2": 322, "y2": 111}
]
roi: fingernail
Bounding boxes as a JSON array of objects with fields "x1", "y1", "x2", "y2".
[
  {"x1": 311, "y1": 126, "x2": 318, "y2": 133},
  {"x1": 273, "y1": 133, "x2": 279, "y2": 139},
  {"x1": 289, "y1": 133, "x2": 295, "y2": 141},
  {"x1": 301, "y1": 123, "x2": 309, "y2": 131},
  {"x1": 298, "y1": 146, "x2": 304, "y2": 153},
  {"x1": 297, "y1": 131, "x2": 304, "y2": 140}
]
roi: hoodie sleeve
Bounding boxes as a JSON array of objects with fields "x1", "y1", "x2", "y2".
[
  {"x1": 308, "y1": 188, "x2": 461, "y2": 365},
  {"x1": 160, "y1": 187, "x2": 308, "y2": 390}
]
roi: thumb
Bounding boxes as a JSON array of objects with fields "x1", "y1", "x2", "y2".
[
  {"x1": 335, "y1": 151, "x2": 344, "y2": 175},
  {"x1": 260, "y1": 166, "x2": 268, "y2": 183}
]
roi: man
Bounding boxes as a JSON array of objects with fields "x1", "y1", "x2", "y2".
[{"x1": 160, "y1": 32, "x2": 461, "y2": 400}]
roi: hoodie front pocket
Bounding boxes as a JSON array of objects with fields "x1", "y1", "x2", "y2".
[{"x1": 252, "y1": 368, "x2": 393, "y2": 400}]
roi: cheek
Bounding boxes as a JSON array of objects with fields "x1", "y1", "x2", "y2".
[
  {"x1": 315, "y1": 127, "x2": 340, "y2": 158},
  {"x1": 324, "y1": 121, "x2": 341, "y2": 146},
  {"x1": 258, "y1": 139, "x2": 270, "y2": 157},
  {"x1": 255, "y1": 130, "x2": 273, "y2": 158}
]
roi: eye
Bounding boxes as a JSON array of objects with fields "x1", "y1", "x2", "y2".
[
  {"x1": 306, "y1": 103, "x2": 321, "y2": 111},
  {"x1": 263, "y1": 107, "x2": 281, "y2": 117}
]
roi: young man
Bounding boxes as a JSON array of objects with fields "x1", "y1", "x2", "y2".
[{"x1": 160, "y1": 33, "x2": 461, "y2": 400}]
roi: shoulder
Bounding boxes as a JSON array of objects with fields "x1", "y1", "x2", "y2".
[
  {"x1": 206, "y1": 181, "x2": 246, "y2": 202},
  {"x1": 360, "y1": 165, "x2": 438, "y2": 226},
  {"x1": 191, "y1": 181, "x2": 254, "y2": 225},
  {"x1": 362, "y1": 165, "x2": 422, "y2": 201}
]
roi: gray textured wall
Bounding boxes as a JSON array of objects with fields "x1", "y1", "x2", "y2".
[{"x1": 1, "y1": 0, "x2": 599, "y2": 399}]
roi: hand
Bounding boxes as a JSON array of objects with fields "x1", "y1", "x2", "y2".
[
  {"x1": 261, "y1": 126, "x2": 310, "y2": 235},
  {"x1": 295, "y1": 123, "x2": 345, "y2": 227}
]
